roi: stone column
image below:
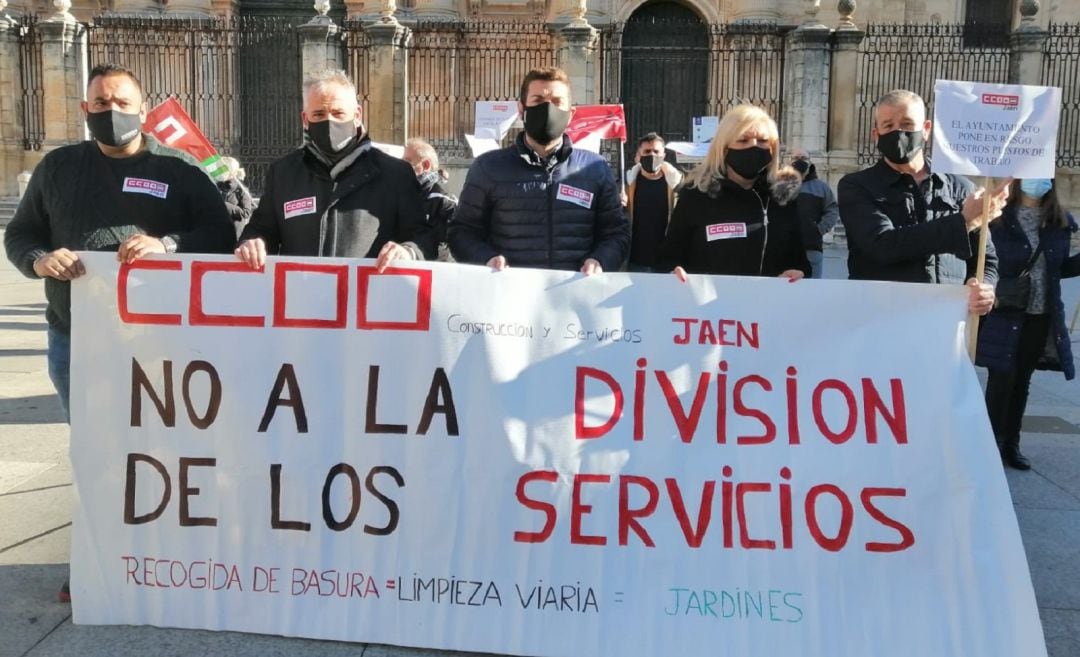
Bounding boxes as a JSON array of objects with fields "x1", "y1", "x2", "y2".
[
  {"x1": 363, "y1": 15, "x2": 410, "y2": 144},
  {"x1": 783, "y1": 19, "x2": 832, "y2": 156},
  {"x1": 38, "y1": 1, "x2": 87, "y2": 150},
  {"x1": 1008, "y1": 1, "x2": 1049, "y2": 86},
  {"x1": 555, "y1": 18, "x2": 599, "y2": 105},
  {"x1": 299, "y1": 13, "x2": 343, "y2": 78},
  {"x1": 824, "y1": 2, "x2": 864, "y2": 184},
  {"x1": 0, "y1": 3, "x2": 25, "y2": 196},
  {"x1": 731, "y1": 0, "x2": 780, "y2": 22}
]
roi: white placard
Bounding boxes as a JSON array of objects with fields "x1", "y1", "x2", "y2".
[
  {"x1": 932, "y1": 80, "x2": 1061, "y2": 179},
  {"x1": 474, "y1": 101, "x2": 521, "y2": 140},
  {"x1": 666, "y1": 141, "x2": 711, "y2": 158},
  {"x1": 465, "y1": 134, "x2": 502, "y2": 158},
  {"x1": 692, "y1": 116, "x2": 719, "y2": 144},
  {"x1": 69, "y1": 254, "x2": 1046, "y2": 657}
]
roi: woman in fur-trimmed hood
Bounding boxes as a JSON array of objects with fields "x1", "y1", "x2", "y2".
[{"x1": 657, "y1": 105, "x2": 811, "y2": 279}]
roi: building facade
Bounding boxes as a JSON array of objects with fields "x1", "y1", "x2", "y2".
[{"x1": 1, "y1": 0, "x2": 1078, "y2": 205}]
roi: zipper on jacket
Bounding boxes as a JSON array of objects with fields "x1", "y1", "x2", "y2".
[
  {"x1": 547, "y1": 170, "x2": 555, "y2": 267},
  {"x1": 752, "y1": 188, "x2": 771, "y2": 275}
]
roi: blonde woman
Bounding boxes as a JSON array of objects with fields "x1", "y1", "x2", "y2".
[{"x1": 657, "y1": 105, "x2": 809, "y2": 280}]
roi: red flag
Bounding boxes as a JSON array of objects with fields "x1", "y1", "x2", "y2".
[
  {"x1": 142, "y1": 98, "x2": 227, "y2": 179},
  {"x1": 565, "y1": 104, "x2": 627, "y2": 143}
]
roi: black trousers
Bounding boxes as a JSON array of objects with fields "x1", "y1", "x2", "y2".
[{"x1": 984, "y1": 314, "x2": 1051, "y2": 449}]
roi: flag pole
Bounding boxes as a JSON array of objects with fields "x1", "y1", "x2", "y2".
[{"x1": 967, "y1": 176, "x2": 993, "y2": 362}]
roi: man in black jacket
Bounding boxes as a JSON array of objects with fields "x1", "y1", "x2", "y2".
[
  {"x1": 236, "y1": 70, "x2": 434, "y2": 270},
  {"x1": 448, "y1": 67, "x2": 629, "y2": 274},
  {"x1": 404, "y1": 138, "x2": 457, "y2": 262},
  {"x1": 838, "y1": 89, "x2": 1007, "y2": 315},
  {"x1": 4, "y1": 63, "x2": 235, "y2": 422}
]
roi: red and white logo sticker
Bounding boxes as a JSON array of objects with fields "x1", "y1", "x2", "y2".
[
  {"x1": 122, "y1": 177, "x2": 169, "y2": 199},
  {"x1": 283, "y1": 196, "x2": 317, "y2": 220},
  {"x1": 705, "y1": 222, "x2": 748, "y2": 241},
  {"x1": 981, "y1": 93, "x2": 1020, "y2": 108},
  {"x1": 556, "y1": 184, "x2": 594, "y2": 209}
]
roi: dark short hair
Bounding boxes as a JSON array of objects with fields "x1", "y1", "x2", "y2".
[
  {"x1": 87, "y1": 63, "x2": 144, "y2": 96},
  {"x1": 518, "y1": 67, "x2": 571, "y2": 104},
  {"x1": 638, "y1": 132, "x2": 665, "y2": 147}
]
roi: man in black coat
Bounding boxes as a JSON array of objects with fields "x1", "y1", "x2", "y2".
[
  {"x1": 448, "y1": 67, "x2": 629, "y2": 274},
  {"x1": 236, "y1": 70, "x2": 435, "y2": 270},
  {"x1": 838, "y1": 89, "x2": 1007, "y2": 315}
]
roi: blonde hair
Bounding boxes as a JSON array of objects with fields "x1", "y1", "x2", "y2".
[{"x1": 683, "y1": 105, "x2": 780, "y2": 192}]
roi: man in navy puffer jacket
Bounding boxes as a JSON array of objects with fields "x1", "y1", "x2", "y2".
[{"x1": 449, "y1": 67, "x2": 630, "y2": 274}]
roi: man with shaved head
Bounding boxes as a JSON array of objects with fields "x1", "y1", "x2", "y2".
[{"x1": 236, "y1": 70, "x2": 435, "y2": 270}]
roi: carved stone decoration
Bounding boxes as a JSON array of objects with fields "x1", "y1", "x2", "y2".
[
  {"x1": 314, "y1": 0, "x2": 330, "y2": 16},
  {"x1": 837, "y1": 0, "x2": 856, "y2": 29},
  {"x1": 379, "y1": 0, "x2": 398, "y2": 23},
  {"x1": 52, "y1": 0, "x2": 73, "y2": 17},
  {"x1": 1019, "y1": 0, "x2": 1040, "y2": 26},
  {"x1": 804, "y1": 0, "x2": 820, "y2": 21},
  {"x1": 567, "y1": 0, "x2": 589, "y2": 27}
]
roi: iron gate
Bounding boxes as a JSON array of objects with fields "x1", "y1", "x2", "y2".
[{"x1": 86, "y1": 15, "x2": 304, "y2": 194}]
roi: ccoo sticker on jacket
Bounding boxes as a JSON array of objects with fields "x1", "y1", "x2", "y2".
[
  {"x1": 122, "y1": 177, "x2": 169, "y2": 199},
  {"x1": 556, "y1": 184, "x2": 594, "y2": 209},
  {"x1": 284, "y1": 196, "x2": 317, "y2": 220},
  {"x1": 705, "y1": 222, "x2": 748, "y2": 241}
]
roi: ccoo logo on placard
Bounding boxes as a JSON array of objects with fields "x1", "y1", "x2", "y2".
[{"x1": 981, "y1": 93, "x2": 1019, "y2": 111}]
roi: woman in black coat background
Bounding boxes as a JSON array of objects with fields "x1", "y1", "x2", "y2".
[{"x1": 976, "y1": 178, "x2": 1080, "y2": 470}]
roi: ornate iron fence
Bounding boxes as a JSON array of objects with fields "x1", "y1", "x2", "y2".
[
  {"x1": 1045, "y1": 23, "x2": 1080, "y2": 168},
  {"x1": 16, "y1": 14, "x2": 44, "y2": 151},
  {"x1": 86, "y1": 15, "x2": 305, "y2": 194},
  {"x1": 395, "y1": 21, "x2": 556, "y2": 159},
  {"x1": 854, "y1": 24, "x2": 1010, "y2": 164}
]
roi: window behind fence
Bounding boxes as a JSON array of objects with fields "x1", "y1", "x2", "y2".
[{"x1": 1045, "y1": 24, "x2": 1080, "y2": 168}]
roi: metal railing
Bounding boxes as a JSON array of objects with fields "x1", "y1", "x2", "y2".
[
  {"x1": 1045, "y1": 23, "x2": 1080, "y2": 168},
  {"x1": 16, "y1": 14, "x2": 44, "y2": 151},
  {"x1": 395, "y1": 20, "x2": 556, "y2": 160},
  {"x1": 86, "y1": 15, "x2": 305, "y2": 194}
]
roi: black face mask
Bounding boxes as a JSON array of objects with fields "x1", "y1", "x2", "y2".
[
  {"x1": 877, "y1": 129, "x2": 925, "y2": 165},
  {"x1": 306, "y1": 119, "x2": 358, "y2": 156},
  {"x1": 86, "y1": 109, "x2": 142, "y2": 148},
  {"x1": 523, "y1": 102, "x2": 571, "y2": 146},
  {"x1": 640, "y1": 154, "x2": 661, "y2": 174},
  {"x1": 791, "y1": 159, "x2": 811, "y2": 176},
  {"x1": 725, "y1": 146, "x2": 773, "y2": 180}
]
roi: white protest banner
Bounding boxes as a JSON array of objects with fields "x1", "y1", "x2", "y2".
[
  {"x1": 70, "y1": 254, "x2": 1045, "y2": 657},
  {"x1": 932, "y1": 80, "x2": 1061, "y2": 178},
  {"x1": 692, "y1": 116, "x2": 719, "y2": 143},
  {"x1": 465, "y1": 134, "x2": 502, "y2": 158},
  {"x1": 474, "y1": 101, "x2": 520, "y2": 140}
]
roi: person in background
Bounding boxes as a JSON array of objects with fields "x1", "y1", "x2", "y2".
[
  {"x1": 977, "y1": 179, "x2": 1080, "y2": 470},
  {"x1": 626, "y1": 132, "x2": 681, "y2": 272},
  {"x1": 656, "y1": 104, "x2": 809, "y2": 281},
  {"x1": 403, "y1": 138, "x2": 457, "y2": 262},
  {"x1": 790, "y1": 148, "x2": 838, "y2": 279},
  {"x1": 217, "y1": 155, "x2": 255, "y2": 235}
]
